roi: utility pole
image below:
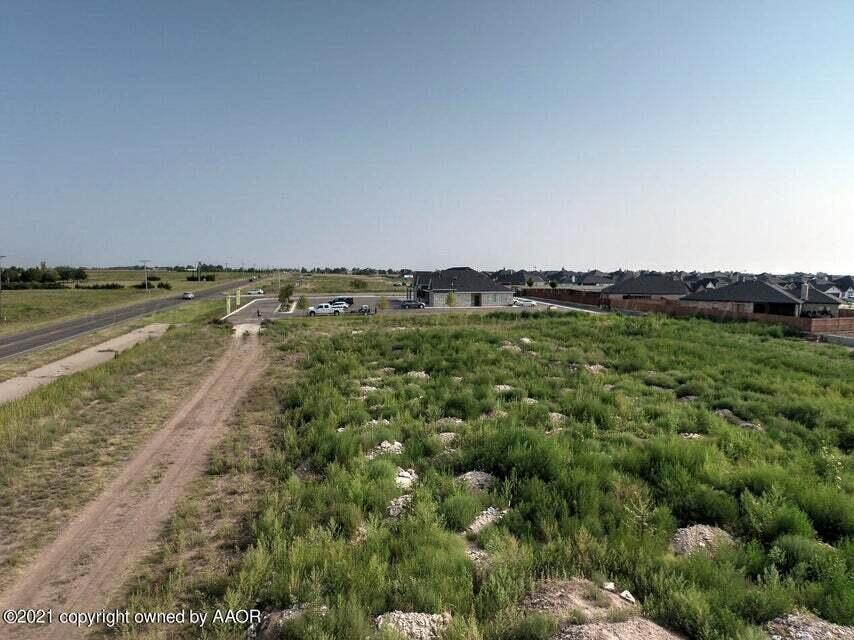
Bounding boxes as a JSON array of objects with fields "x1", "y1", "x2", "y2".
[
  {"x1": 140, "y1": 259, "x2": 150, "y2": 292},
  {"x1": 0, "y1": 255, "x2": 6, "y2": 323}
]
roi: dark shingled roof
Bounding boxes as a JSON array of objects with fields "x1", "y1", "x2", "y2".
[
  {"x1": 683, "y1": 280, "x2": 840, "y2": 305},
  {"x1": 603, "y1": 274, "x2": 690, "y2": 296},
  {"x1": 414, "y1": 267, "x2": 511, "y2": 293}
]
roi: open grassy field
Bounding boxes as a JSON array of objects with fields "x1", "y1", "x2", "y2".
[
  {"x1": 294, "y1": 272, "x2": 405, "y2": 293},
  {"x1": 116, "y1": 312, "x2": 853, "y2": 640},
  {"x1": 0, "y1": 270, "x2": 258, "y2": 335},
  {"x1": 0, "y1": 300, "x2": 233, "y2": 590}
]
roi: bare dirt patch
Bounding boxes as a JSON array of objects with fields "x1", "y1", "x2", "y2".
[
  {"x1": 554, "y1": 618, "x2": 686, "y2": 639},
  {"x1": 521, "y1": 578, "x2": 635, "y2": 623}
]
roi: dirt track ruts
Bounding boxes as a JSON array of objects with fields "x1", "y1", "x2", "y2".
[{"x1": 0, "y1": 331, "x2": 264, "y2": 639}]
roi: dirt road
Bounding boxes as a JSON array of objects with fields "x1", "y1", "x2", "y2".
[{"x1": 0, "y1": 331, "x2": 264, "y2": 639}]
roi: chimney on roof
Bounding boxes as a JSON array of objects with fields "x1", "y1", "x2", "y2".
[{"x1": 800, "y1": 282, "x2": 809, "y2": 300}]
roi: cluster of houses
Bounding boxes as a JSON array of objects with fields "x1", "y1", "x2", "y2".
[{"x1": 409, "y1": 267, "x2": 853, "y2": 323}]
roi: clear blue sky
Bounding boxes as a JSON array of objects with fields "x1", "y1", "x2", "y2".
[{"x1": 3, "y1": 2, "x2": 853, "y2": 273}]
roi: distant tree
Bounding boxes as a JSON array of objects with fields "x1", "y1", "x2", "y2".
[
  {"x1": 297, "y1": 295, "x2": 309, "y2": 311},
  {"x1": 446, "y1": 291, "x2": 457, "y2": 307},
  {"x1": 549, "y1": 280, "x2": 557, "y2": 289},
  {"x1": 279, "y1": 284, "x2": 295, "y2": 305},
  {"x1": 526, "y1": 277, "x2": 534, "y2": 287},
  {"x1": 41, "y1": 269, "x2": 60, "y2": 283}
]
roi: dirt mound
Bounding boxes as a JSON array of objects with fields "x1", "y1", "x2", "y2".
[
  {"x1": 457, "y1": 471, "x2": 496, "y2": 491},
  {"x1": 521, "y1": 578, "x2": 635, "y2": 623},
  {"x1": 670, "y1": 525, "x2": 733, "y2": 556},
  {"x1": 554, "y1": 618, "x2": 685, "y2": 639},
  {"x1": 765, "y1": 613, "x2": 854, "y2": 640},
  {"x1": 375, "y1": 611, "x2": 451, "y2": 640}
]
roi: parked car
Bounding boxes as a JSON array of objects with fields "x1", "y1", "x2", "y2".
[
  {"x1": 329, "y1": 297, "x2": 354, "y2": 306},
  {"x1": 400, "y1": 300, "x2": 426, "y2": 309},
  {"x1": 182, "y1": 292, "x2": 195, "y2": 300},
  {"x1": 308, "y1": 303, "x2": 342, "y2": 316},
  {"x1": 513, "y1": 298, "x2": 537, "y2": 307},
  {"x1": 247, "y1": 288, "x2": 265, "y2": 295},
  {"x1": 330, "y1": 301, "x2": 350, "y2": 310}
]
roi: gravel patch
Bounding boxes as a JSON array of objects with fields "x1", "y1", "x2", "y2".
[
  {"x1": 436, "y1": 417, "x2": 465, "y2": 427},
  {"x1": 437, "y1": 432, "x2": 458, "y2": 446},
  {"x1": 494, "y1": 384, "x2": 514, "y2": 393},
  {"x1": 367, "y1": 440, "x2": 404, "y2": 460},
  {"x1": 407, "y1": 370, "x2": 430, "y2": 379},
  {"x1": 679, "y1": 433, "x2": 704, "y2": 440},
  {"x1": 388, "y1": 494, "x2": 413, "y2": 517},
  {"x1": 467, "y1": 507, "x2": 508, "y2": 534},
  {"x1": 670, "y1": 525, "x2": 734, "y2": 556},
  {"x1": 375, "y1": 612, "x2": 452, "y2": 640},
  {"x1": 248, "y1": 605, "x2": 328, "y2": 640},
  {"x1": 766, "y1": 613, "x2": 854, "y2": 640}
]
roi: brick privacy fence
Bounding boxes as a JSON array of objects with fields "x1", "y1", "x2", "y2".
[
  {"x1": 521, "y1": 288, "x2": 603, "y2": 306},
  {"x1": 523, "y1": 289, "x2": 854, "y2": 334}
]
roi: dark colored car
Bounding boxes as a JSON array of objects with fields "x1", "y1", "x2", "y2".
[
  {"x1": 400, "y1": 300, "x2": 426, "y2": 309},
  {"x1": 329, "y1": 297, "x2": 354, "y2": 306}
]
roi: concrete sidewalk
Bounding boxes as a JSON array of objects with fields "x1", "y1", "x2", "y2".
[{"x1": 0, "y1": 323, "x2": 170, "y2": 405}]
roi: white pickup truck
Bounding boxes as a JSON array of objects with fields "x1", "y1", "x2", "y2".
[{"x1": 308, "y1": 303, "x2": 343, "y2": 316}]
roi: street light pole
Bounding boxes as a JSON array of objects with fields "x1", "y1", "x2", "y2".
[
  {"x1": 0, "y1": 255, "x2": 6, "y2": 323},
  {"x1": 140, "y1": 259, "x2": 150, "y2": 293}
]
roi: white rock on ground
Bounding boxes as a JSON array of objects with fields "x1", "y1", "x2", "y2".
[
  {"x1": 585, "y1": 363, "x2": 608, "y2": 374},
  {"x1": 388, "y1": 494, "x2": 413, "y2": 517},
  {"x1": 619, "y1": 590, "x2": 636, "y2": 604},
  {"x1": 485, "y1": 408, "x2": 508, "y2": 419},
  {"x1": 679, "y1": 432, "x2": 704, "y2": 440},
  {"x1": 375, "y1": 612, "x2": 452, "y2": 640},
  {"x1": 437, "y1": 432, "x2": 458, "y2": 446},
  {"x1": 715, "y1": 408, "x2": 763, "y2": 431},
  {"x1": 457, "y1": 471, "x2": 497, "y2": 491},
  {"x1": 765, "y1": 613, "x2": 854, "y2": 640},
  {"x1": 395, "y1": 467, "x2": 418, "y2": 489},
  {"x1": 359, "y1": 385, "x2": 379, "y2": 398},
  {"x1": 494, "y1": 384, "x2": 514, "y2": 393},
  {"x1": 366, "y1": 440, "x2": 404, "y2": 460},
  {"x1": 365, "y1": 418, "x2": 391, "y2": 428},
  {"x1": 467, "y1": 507, "x2": 508, "y2": 534},
  {"x1": 500, "y1": 343, "x2": 522, "y2": 353},
  {"x1": 452, "y1": 376, "x2": 463, "y2": 383},
  {"x1": 523, "y1": 397, "x2": 539, "y2": 405},
  {"x1": 678, "y1": 395, "x2": 699, "y2": 403},
  {"x1": 549, "y1": 412, "x2": 567, "y2": 424},
  {"x1": 520, "y1": 337, "x2": 534, "y2": 344},
  {"x1": 407, "y1": 370, "x2": 430, "y2": 379},
  {"x1": 436, "y1": 416, "x2": 465, "y2": 427},
  {"x1": 380, "y1": 367, "x2": 396, "y2": 374}
]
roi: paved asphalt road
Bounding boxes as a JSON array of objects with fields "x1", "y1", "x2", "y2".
[{"x1": 0, "y1": 279, "x2": 254, "y2": 362}]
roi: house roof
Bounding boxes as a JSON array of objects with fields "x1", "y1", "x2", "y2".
[
  {"x1": 603, "y1": 274, "x2": 690, "y2": 296},
  {"x1": 414, "y1": 267, "x2": 511, "y2": 293},
  {"x1": 683, "y1": 280, "x2": 840, "y2": 305},
  {"x1": 579, "y1": 272, "x2": 613, "y2": 285},
  {"x1": 499, "y1": 270, "x2": 545, "y2": 285},
  {"x1": 833, "y1": 275, "x2": 854, "y2": 290}
]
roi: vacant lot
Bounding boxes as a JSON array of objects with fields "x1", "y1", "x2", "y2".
[
  {"x1": 294, "y1": 273, "x2": 404, "y2": 293},
  {"x1": 117, "y1": 313, "x2": 854, "y2": 640}
]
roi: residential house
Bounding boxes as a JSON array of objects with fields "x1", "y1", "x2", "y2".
[
  {"x1": 832, "y1": 276, "x2": 854, "y2": 301},
  {"x1": 413, "y1": 267, "x2": 513, "y2": 307},
  {"x1": 681, "y1": 281, "x2": 841, "y2": 317},
  {"x1": 602, "y1": 274, "x2": 690, "y2": 303},
  {"x1": 497, "y1": 270, "x2": 546, "y2": 288}
]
